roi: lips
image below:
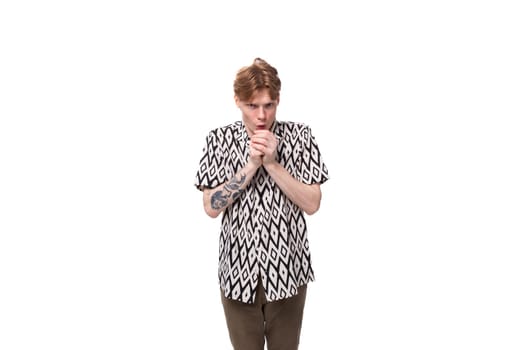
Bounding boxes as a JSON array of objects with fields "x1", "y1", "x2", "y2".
[{"x1": 256, "y1": 125, "x2": 265, "y2": 130}]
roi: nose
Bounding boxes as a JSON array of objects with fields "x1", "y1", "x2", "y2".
[{"x1": 256, "y1": 106, "x2": 266, "y2": 120}]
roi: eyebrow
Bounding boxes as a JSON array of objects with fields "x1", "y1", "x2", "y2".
[{"x1": 245, "y1": 102, "x2": 275, "y2": 106}]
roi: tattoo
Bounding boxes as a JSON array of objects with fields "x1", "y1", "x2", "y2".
[{"x1": 211, "y1": 173, "x2": 247, "y2": 210}]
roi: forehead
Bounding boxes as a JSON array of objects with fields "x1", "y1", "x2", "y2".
[{"x1": 246, "y1": 89, "x2": 275, "y2": 103}]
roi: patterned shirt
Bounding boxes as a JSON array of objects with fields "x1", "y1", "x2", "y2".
[{"x1": 195, "y1": 120, "x2": 329, "y2": 303}]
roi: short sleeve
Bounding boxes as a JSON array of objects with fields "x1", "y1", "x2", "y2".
[
  {"x1": 194, "y1": 131, "x2": 227, "y2": 190},
  {"x1": 299, "y1": 126, "x2": 329, "y2": 185}
]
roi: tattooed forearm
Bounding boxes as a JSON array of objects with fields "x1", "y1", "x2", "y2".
[
  {"x1": 210, "y1": 191, "x2": 229, "y2": 210},
  {"x1": 210, "y1": 173, "x2": 247, "y2": 210}
]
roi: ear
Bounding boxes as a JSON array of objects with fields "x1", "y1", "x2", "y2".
[{"x1": 234, "y1": 95, "x2": 241, "y2": 107}]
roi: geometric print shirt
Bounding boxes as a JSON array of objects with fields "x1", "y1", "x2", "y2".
[{"x1": 195, "y1": 120, "x2": 329, "y2": 304}]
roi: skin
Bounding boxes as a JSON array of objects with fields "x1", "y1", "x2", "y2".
[{"x1": 203, "y1": 89, "x2": 321, "y2": 218}]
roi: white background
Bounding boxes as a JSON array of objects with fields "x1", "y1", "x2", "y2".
[{"x1": 1, "y1": 1, "x2": 524, "y2": 349}]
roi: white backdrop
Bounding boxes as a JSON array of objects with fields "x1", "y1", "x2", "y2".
[{"x1": 1, "y1": 1, "x2": 524, "y2": 349}]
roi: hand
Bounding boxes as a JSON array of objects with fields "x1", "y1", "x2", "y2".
[
  {"x1": 251, "y1": 130, "x2": 278, "y2": 165},
  {"x1": 248, "y1": 138, "x2": 264, "y2": 168}
]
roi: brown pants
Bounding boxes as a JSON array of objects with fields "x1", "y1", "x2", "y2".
[{"x1": 220, "y1": 281, "x2": 307, "y2": 350}]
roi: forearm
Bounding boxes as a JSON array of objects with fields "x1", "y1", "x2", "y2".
[
  {"x1": 203, "y1": 161, "x2": 259, "y2": 218},
  {"x1": 263, "y1": 162, "x2": 321, "y2": 215}
]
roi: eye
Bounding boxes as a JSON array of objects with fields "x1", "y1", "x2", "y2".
[
  {"x1": 264, "y1": 103, "x2": 275, "y2": 109},
  {"x1": 247, "y1": 103, "x2": 257, "y2": 109}
]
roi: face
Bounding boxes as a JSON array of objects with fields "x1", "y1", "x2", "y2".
[{"x1": 235, "y1": 89, "x2": 279, "y2": 137}]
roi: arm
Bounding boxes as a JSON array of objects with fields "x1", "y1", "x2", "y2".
[
  {"x1": 264, "y1": 162, "x2": 321, "y2": 215},
  {"x1": 202, "y1": 140, "x2": 264, "y2": 218},
  {"x1": 251, "y1": 129, "x2": 322, "y2": 215},
  {"x1": 202, "y1": 162, "x2": 259, "y2": 218}
]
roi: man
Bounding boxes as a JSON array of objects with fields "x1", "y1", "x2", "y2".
[{"x1": 194, "y1": 58, "x2": 329, "y2": 350}]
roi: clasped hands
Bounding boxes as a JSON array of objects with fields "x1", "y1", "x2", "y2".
[{"x1": 249, "y1": 129, "x2": 278, "y2": 167}]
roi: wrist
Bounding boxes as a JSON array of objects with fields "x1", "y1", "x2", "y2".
[
  {"x1": 245, "y1": 158, "x2": 261, "y2": 172},
  {"x1": 262, "y1": 159, "x2": 279, "y2": 172}
]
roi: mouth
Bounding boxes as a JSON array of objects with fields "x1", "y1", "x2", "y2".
[{"x1": 256, "y1": 125, "x2": 266, "y2": 130}]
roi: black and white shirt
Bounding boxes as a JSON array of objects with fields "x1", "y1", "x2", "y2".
[{"x1": 195, "y1": 120, "x2": 329, "y2": 304}]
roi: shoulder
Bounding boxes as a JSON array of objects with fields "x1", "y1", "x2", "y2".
[
  {"x1": 276, "y1": 120, "x2": 312, "y2": 139},
  {"x1": 207, "y1": 121, "x2": 242, "y2": 138}
]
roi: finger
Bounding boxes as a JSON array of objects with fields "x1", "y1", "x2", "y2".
[
  {"x1": 250, "y1": 143, "x2": 264, "y2": 154},
  {"x1": 251, "y1": 139, "x2": 267, "y2": 147},
  {"x1": 252, "y1": 133, "x2": 267, "y2": 141}
]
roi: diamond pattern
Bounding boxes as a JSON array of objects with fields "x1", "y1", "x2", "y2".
[{"x1": 195, "y1": 120, "x2": 329, "y2": 303}]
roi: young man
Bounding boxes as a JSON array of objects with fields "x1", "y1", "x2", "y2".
[{"x1": 194, "y1": 58, "x2": 329, "y2": 350}]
